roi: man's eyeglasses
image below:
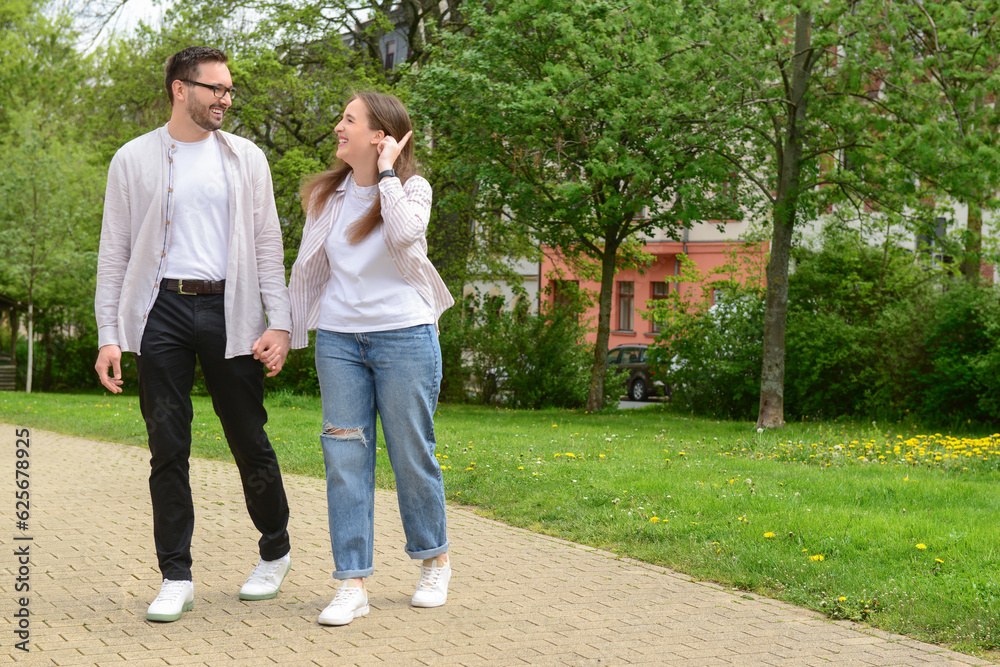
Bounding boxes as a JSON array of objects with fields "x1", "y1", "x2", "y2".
[{"x1": 181, "y1": 79, "x2": 236, "y2": 99}]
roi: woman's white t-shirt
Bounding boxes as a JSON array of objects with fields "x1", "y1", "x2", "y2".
[{"x1": 316, "y1": 176, "x2": 434, "y2": 333}]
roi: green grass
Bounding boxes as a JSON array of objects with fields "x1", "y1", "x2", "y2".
[{"x1": 3, "y1": 390, "x2": 999, "y2": 658}]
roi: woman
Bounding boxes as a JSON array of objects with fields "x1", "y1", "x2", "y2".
[{"x1": 287, "y1": 92, "x2": 455, "y2": 626}]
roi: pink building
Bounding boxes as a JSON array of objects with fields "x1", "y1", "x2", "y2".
[{"x1": 540, "y1": 221, "x2": 767, "y2": 349}]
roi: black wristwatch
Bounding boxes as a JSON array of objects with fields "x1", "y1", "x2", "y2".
[{"x1": 378, "y1": 169, "x2": 397, "y2": 182}]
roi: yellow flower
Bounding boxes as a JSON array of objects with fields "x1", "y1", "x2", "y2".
[
  {"x1": 935, "y1": 558, "x2": 944, "y2": 564},
  {"x1": 650, "y1": 516, "x2": 661, "y2": 523},
  {"x1": 809, "y1": 554, "x2": 824, "y2": 562},
  {"x1": 763, "y1": 532, "x2": 776, "y2": 538},
  {"x1": 838, "y1": 596, "x2": 847, "y2": 602},
  {"x1": 916, "y1": 543, "x2": 927, "y2": 550}
]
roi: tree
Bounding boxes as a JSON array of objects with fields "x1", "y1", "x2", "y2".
[
  {"x1": 0, "y1": 3, "x2": 104, "y2": 391},
  {"x1": 694, "y1": 1, "x2": 931, "y2": 428},
  {"x1": 415, "y1": 0, "x2": 734, "y2": 410},
  {"x1": 895, "y1": 0, "x2": 1000, "y2": 284}
]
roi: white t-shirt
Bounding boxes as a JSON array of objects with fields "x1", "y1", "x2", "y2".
[
  {"x1": 317, "y1": 176, "x2": 434, "y2": 333},
  {"x1": 163, "y1": 132, "x2": 229, "y2": 280}
]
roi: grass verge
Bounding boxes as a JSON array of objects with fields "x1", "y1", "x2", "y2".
[{"x1": 3, "y1": 390, "x2": 998, "y2": 658}]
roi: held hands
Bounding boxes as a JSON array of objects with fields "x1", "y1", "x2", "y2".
[
  {"x1": 252, "y1": 329, "x2": 291, "y2": 377},
  {"x1": 376, "y1": 130, "x2": 413, "y2": 173},
  {"x1": 95, "y1": 345, "x2": 124, "y2": 394}
]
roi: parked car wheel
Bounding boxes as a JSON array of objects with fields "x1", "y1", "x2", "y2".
[{"x1": 629, "y1": 377, "x2": 648, "y2": 401}]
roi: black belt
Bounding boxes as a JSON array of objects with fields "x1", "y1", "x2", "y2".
[{"x1": 163, "y1": 279, "x2": 226, "y2": 295}]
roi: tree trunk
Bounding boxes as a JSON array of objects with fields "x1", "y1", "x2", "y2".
[
  {"x1": 26, "y1": 302, "x2": 33, "y2": 394},
  {"x1": 9, "y1": 310, "x2": 17, "y2": 362},
  {"x1": 586, "y1": 238, "x2": 620, "y2": 411},
  {"x1": 757, "y1": 9, "x2": 813, "y2": 429},
  {"x1": 961, "y1": 199, "x2": 982, "y2": 285},
  {"x1": 42, "y1": 326, "x2": 53, "y2": 391}
]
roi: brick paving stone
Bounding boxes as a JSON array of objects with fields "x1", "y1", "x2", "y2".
[{"x1": 1, "y1": 425, "x2": 998, "y2": 667}]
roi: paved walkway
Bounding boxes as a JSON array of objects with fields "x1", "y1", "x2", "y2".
[{"x1": 1, "y1": 425, "x2": 995, "y2": 666}]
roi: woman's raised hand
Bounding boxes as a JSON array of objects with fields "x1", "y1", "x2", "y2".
[{"x1": 376, "y1": 130, "x2": 412, "y2": 172}]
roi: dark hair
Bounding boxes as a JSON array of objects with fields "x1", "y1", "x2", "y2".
[
  {"x1": 300, "y1": 91, "x2": 417, "y2": 244},
  {"x1": 164, "y1": 46, "x2": 228, "y2": 105}
]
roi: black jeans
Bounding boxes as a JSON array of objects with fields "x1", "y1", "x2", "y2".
[{"x1": 136, "y1": 288, "x2": 290, "y2": 581}]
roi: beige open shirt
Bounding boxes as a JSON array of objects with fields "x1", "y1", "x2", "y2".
[{"x1": 95, "y1": 126, "x2": 291, "y2": 358}]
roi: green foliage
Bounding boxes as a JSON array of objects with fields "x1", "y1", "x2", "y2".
[
  {"x1": 0, "y1": 1, "x2": 105, "y2": 389},
  {"x1": 439, "y1": 290, "x2": 603, "y2": 409},
  {"x1": 653, "y1": 287, "x2": 765, "y2": 420},
  {"x1": 656, "y1": 223, "x2": 1000, "y2": 427},
  {"x1": 910, "y1": 283, "x2": 1000, "y2": 425},
  {"x1": 414, "y1": 0, "x2": 734, "y2": 409},
  {"x1": 782, "y1": 227, "x2": 934, "y2": 420},
  {"x1": 647, "y1": 245, "x2": 768, "y2": 419}
]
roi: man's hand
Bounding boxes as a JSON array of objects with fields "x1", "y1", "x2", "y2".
[
  {"x1": 95, "y1": 345, "x2": 124, "y2": 394},
  {"x1": 252, "y1": 329, "x2": 291, "y2": 377}
]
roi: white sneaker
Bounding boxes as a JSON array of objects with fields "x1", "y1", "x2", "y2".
[
  {"x1": 411, "y1": 561, "x2": 451, "y2": 608},
  {"x1": 146, "y1": 579, "x2": 194, "y2": 622},
  {"x1": 318, "y1": 583, "x2": 369, "y2": 626},
  {"x1": 239, "y1": 555, "x2": 291, "y2": 600}
]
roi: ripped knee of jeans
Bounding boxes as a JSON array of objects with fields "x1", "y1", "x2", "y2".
[{"x1": 322, "y1": 421, "x2": 367, "y2": 446}]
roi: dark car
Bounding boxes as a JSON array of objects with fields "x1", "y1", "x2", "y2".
[{"x1": 606, "y1": 344, "x2": 664, "y2": 401}]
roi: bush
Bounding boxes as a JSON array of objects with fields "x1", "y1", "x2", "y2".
[
  {"x1": 781, "y1": 231, "x2": 931, "y2": 420},
  {"x1": 441, "y1": 290, "x2": 601, "y2": 409},
  {"x1": 909, "y1": 282, "x2": 1000, "y2": 425},
  {"x1": 14, "y1": 330, "x2": 106, "y2": 392},
  {"x1": 262, "y1": 341, "x2": 320, "y2": 397},
  {"x1": 651, "y1": 288, "x2": 765, "y2": 419}
]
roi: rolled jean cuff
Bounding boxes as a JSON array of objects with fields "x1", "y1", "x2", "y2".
[
  {"x1": 407, "y1": 541, "x2": 449, "y2": 561},
  {"x1": 333, "y1": 567, "x2": 375, "y2": 581}
]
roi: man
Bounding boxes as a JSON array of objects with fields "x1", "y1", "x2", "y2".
[{"x1": 95, "y1": 46, "x2": 292, "y2": 622}]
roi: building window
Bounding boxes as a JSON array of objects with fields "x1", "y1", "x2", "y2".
[
  {"x1": 617, "y1": 281, "x2": 634, "y2": 331},
  {"x1": 385, "y1": 40, "x2": 396, "y2": 70},
  {"x1": 650, "y1": 281, "x2": 668, "y2": 333}
]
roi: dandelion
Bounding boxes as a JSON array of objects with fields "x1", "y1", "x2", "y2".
[
  {"x1": 935, "y1": 558, "x2": 944, "y2": 563},
  {"x1": 809, "y1": 554, "x2": 825, "y2": 562},
  {"x1": 757, "y1": 427, "x2": 764, "y2": 434},
  {"x1": 763, "y1": 532, "x2": 776, "y2": 538},
  {"x1": 916, "y1": 543, "x2": 927, "y2": 550},
  {"x1": 650, "y1": 516, "x2": 661, "y2": 523}
]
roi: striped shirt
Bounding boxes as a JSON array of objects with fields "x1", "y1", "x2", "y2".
[{"x1": 288, "y1": 173, "x2": 455, "y2": 349}]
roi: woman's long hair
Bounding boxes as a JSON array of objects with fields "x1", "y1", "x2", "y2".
[{"x1": 300, "y1": 92, "x2": 417, "y2": 244}]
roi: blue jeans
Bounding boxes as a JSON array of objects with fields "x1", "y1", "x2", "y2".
[{"x1": 315, "y1": 325, "x2": 448, "y2": 579}]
